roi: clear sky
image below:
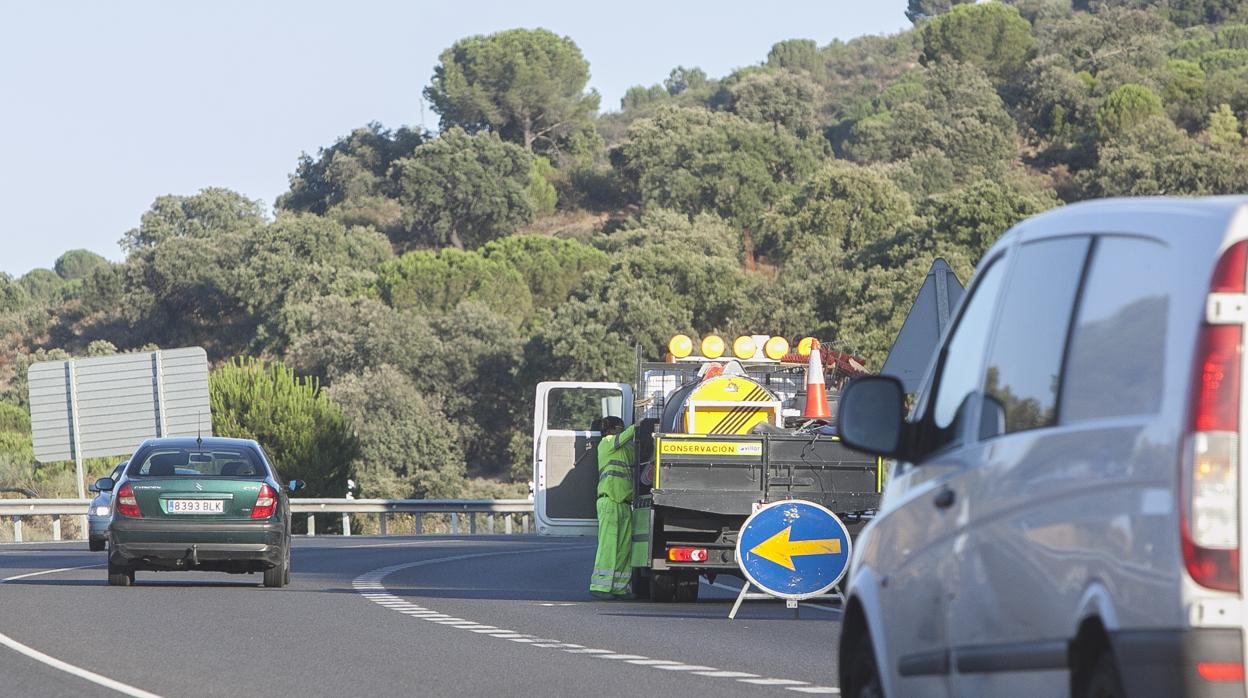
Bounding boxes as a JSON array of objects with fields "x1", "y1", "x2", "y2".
[{"x1": 0, "y1": 1, "x2": 909, "y2": 277}]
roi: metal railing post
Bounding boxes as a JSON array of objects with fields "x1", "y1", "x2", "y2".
[
  {"x1": 487, "y1": 514, "x2": 494, "y2": 534},
  {"x1": 522, "y1": 515, "x2": 530, "y2": 534},
  {"x1": 13, "y1": 516, "x2": 22, "y2": 543},
  {"x1": 505, "y1": 515, "x2": 513, "y2": 535},
  {"x1": 307, "y1": 514, "x2": 316, "y2": 536},
  {"x1": 379, "y1": 513, "x2": 388, "y2": 536},
  {"x1": 52, "y1": 515, "x2": 61, "y2": 542},
  {"x1": 451, "y1": 512, "x2": 459, "y2": 535},
  {"x1": 415, "y1": 513, "x2": 422, "y2": 535},
  {"x1": 469, "y1": 513, "x2": 477, "y2": 535},
  {"x1": 341, "y1": 512, "x2": 351, "y2": 536}
]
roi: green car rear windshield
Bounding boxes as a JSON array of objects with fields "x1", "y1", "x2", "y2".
[{"x1": 126, "y1": 448, "x2": 267, "y2": 479}]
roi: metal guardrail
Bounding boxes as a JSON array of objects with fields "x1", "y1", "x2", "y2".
[{"x1": 0, "y1": 498, "x2": 535, "y2": 543}]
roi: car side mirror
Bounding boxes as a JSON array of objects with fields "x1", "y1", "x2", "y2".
[
  {"x1": 288, "y1": 480, "x2": 305, "y2": 493},
  {"x1": 837, "y1": 376, "x2": 908, "y2": 459},
  {"x1": 88, "y1": 483, "x2": 98, "y2": 493},
  {"x1": 94, "y1": 477, "x2": 115, "y2": 493}
]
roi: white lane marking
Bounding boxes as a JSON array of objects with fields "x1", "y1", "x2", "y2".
[
  {"x1": 1, "y1": 564, "x2": 166, "y2": 698},
  {"x1": 2, "y1": 564, "x2": 101, "y2": 582},
  {"x1": 353, "y1": 546, "x2": 841, "y2": 694}
]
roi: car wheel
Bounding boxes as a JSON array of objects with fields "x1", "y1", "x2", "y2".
[
  {"x1": 649, "y1": 571, "x2": 675, "y2": 602},
  {"x1": 844, "y1": 630, "x2": 884, "y2": 698},
  {"x1": 630, "y1": 568, "x2": 650, "y2": 600},
  {"x1": 107, "y1": 562, "x2": 134, "y2": 587},
  {"x1": 88, "y1": 539, "x2": 105, "y2": 552},
  {"x1": 1079, "y1": 650, "x2": 1126, "y2": 698},
  {"x1": 264, "y1": 551, "x2": 288, "y2": 588},
  {"x1": 674, "y1": 572, "x2": 700, "y2": 602}
]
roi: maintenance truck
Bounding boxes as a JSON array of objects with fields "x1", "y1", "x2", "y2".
[{"x1": 532, "y1": 333, "x2": 883, "y2": 602}]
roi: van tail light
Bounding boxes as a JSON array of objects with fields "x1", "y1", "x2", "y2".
[
  {"x1": 251, "y1": 484, "x2": 276, "y2": 519},
  {"x1": 668, "y1": 547, "x2": 709, "y2": 563},
  {"x1": 116, "y1": 483, "x2": 141, "y2": 518},
  {"x1": 1182, "y1": 241, "x2": 1246, "y2": 593}
]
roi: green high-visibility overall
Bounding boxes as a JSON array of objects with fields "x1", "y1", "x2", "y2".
[{"x1": 590, "y1": 424, "x2": 635, "y2": 595}]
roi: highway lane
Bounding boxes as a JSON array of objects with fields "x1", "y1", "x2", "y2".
[{"x1": 0, "y1": 536, "x2": 842, "y2": 697}]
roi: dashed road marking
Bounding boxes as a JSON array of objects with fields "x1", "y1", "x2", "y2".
[{"x1": 352, "y1": 549, "x2": 841, "y2": 695}]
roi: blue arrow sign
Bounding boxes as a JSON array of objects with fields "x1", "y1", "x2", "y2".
[{"x1": 736, "y1": 499, "x2": 852, "y2": 600}]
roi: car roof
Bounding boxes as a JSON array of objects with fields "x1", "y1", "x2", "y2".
[
  {"x1": 1000, "y1": 196, "x2": 1248, "y2": 249},
  {"x1": 135, "y1": 436, "x2": 262, "y2": 450}
]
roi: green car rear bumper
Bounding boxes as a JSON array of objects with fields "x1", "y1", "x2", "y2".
[{"x1": 109, "y1": 518, "x2": 286, "y2": 572}]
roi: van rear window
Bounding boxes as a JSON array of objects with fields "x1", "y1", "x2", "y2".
[{"x1": 126, "y1": 448, "x2": 267, "y2": 479}]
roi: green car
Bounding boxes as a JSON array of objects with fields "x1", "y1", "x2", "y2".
[{"x1": 95, "y1": 437, "x2": 304, "y2": 588}]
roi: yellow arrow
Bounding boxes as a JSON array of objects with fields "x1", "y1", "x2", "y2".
[{"x1": 749, "y1": 526, "x2": 841, "y2": 571}]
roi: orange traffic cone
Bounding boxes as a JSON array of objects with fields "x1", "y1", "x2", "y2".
[{"x1": 803, "y1": 340, "x2": 831, "y2": 419}]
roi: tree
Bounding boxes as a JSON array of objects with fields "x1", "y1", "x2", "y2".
[
  {"x1": 286, "y1": 296, "x2": 432, "y2": 383},
  {"x1": 18, "y1": 269, "x2": 64, "y2": 305},
  {"x1": 1096, "y1": 84, "x2": 1165, "y2": 138},
  {"x1": 724, "y1": 70, "x2": 822, "y2": 137},
  {"x1": 375, "y1": 247, "x2": 533, "y2": 318},
  {"x1": 907, "y1": 0, "x2": 975, "y2": 24},
  {"x1": 913, "y1": 177, "x2": 1060, "y2": 262},
  {"x1": 235, "y1": 214, "x2": 394, "y2": 352},
  {"x1": 54, "y1": 250, "x2": 109, "y2": 281},
  {"x1": 1206, "y1": 103, "x2": 1243, "y2": 147},
  {"x1": 1078, "y1": 116, "x2": 1248, "y2": 196},
  {"x1": 424, "y1": 28, "x2": 600, "y2": 155},
  {"x1": 210, "y1": 358, "x2": 358, "y2": 497},
  {"x1": 846, "y1": 63, "x2": 1018, "y2": 181},
  {"x1": 920, "y1": 2, "x2": 1035, "y2": 82},
  {"x1": 767, "y1": 39, "x2": 823, "y2": 74},
  {"x1": 762, "y1": 160, "x2": 915, "y2": 266},
  {"x1": 120, "y1": 188, "x2": 265, "y2": 253},
  {"x1": 479, "y1": 235, "x2": 607, "y2": 309},
  {"x1": 611, "y1": 106, "x2": 825, "y2": 231},
  {"x1": 665, "y1": 66, "x2": 710, "y2": 96},
  {"x1": 277, "y1": 123, "x2": 424, "y2": 237},
  {"x1": 391, "y1": 128, "x2": 536, "y2": 250},
  {"x1": 329, "y1": 365, "x2": 466, "y2": 498}
]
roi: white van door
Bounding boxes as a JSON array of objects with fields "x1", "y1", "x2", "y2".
[{"x1": 533, "y1": 381, "x2": 633, "y2": 536}]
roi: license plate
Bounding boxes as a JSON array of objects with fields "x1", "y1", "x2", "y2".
[{"x1": 168, "y1": 499, "x2": 224, "y2": 514}]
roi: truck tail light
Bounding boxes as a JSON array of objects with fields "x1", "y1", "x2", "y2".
[
  {"x1": 668, "y1": 547, "x2": 708, "y2": 563},
  {"x1": 116, "y1": 483, "x2": 140, "y2": 518},
  {"x1": 1182, "y1": 241, "x2": 1246, "y2": 593},
  {"x1": 251, "y1": 484, "x2": 276, "y2": 519},
  {"x1": 1198, "y1": 662, "x2": 1245, "y2": 682}
]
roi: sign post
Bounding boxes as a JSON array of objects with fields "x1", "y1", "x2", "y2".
[{"x1": 731, "y1": 499, "x2": 852, "y2": 619}]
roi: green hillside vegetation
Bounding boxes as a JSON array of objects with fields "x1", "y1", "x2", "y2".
[{"x1": 3, "y1": 1, "x2": 1248, "y2": 500}]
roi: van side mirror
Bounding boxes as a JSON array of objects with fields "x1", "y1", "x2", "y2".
[
  {"x1": 288, "y1": 480, "x2": 305, "y2": 493},
  {"x1": 94, "y1": 477, "x2": 115, "y2": 493},
  {"x1": 837, "y1": 376, "x2": 908, "y2": 459}
]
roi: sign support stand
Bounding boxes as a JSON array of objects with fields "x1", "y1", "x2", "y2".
[{"x1": 728, "y1": 581, "x2": 844, "y2": 620}]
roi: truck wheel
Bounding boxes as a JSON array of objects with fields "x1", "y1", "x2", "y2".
[
  {"x1": 650, "y1": 571, "x2": 676, "y2": 602},
  {"x1": 674, "y1": 572, "x2": 700, "y2": 602},
  {"x1": 631, "y1": 568, "x2": 650, "y2": 600},
  {"x1": 107, "y1": 561, "x2": 134, "y2": 587}
]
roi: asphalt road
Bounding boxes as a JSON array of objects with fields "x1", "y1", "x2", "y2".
[{"x1": 0, "y1": 536, "x2": 842, "y2": 697}]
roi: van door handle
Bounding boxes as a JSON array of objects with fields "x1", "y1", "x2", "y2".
[{"x1": 933, "y1": 488, "x2": 956, "y2": 510}]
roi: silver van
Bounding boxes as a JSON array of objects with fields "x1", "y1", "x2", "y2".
[{"x1": 836, "y1": 197, "x2": 1248, "y2": 698}]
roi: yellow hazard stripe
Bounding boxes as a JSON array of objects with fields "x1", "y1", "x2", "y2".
[{"x1": 707, "y1": 386, "x2": 769, "y2": 435}]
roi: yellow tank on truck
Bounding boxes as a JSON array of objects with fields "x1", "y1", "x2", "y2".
[{"x1": 661, "y1": 375, "x2": 782, "y2": 435}]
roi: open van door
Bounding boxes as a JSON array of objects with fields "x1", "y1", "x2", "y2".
[{"x1": 533, "y1": 381, "x2": 633, "y2": 536}]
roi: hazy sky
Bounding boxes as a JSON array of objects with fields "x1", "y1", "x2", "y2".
[{"x1": 0, "y1": 1, "x2": 908, "y2": 277}]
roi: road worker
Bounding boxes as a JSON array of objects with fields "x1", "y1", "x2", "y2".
[{"x1": 589, "y1": 415, "x2": 634, "y2": 600}]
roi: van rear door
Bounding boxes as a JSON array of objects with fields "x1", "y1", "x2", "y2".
[{"x1": 533, "y1": 382, "x2": 632, "y2": 536}]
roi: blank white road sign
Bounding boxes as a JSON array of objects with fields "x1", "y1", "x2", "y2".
[{"x1": 28, "y1": 347, "x2": 212, "y2": 463}]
